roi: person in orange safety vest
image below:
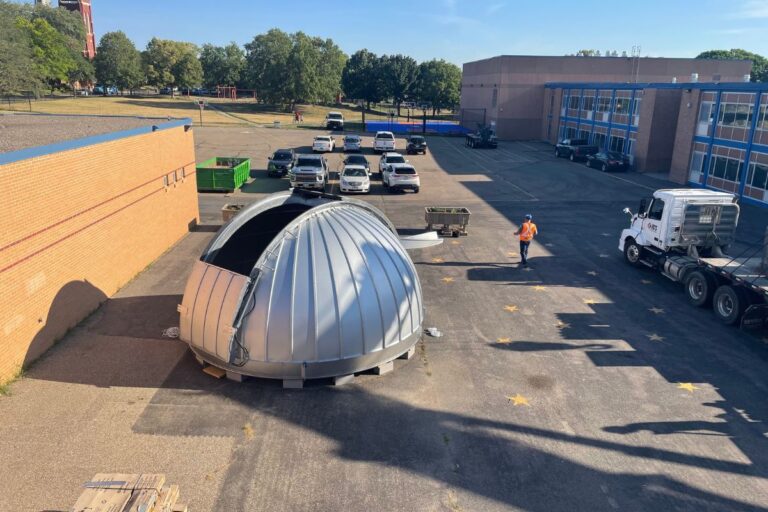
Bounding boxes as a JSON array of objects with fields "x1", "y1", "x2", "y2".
[{"x1": 514, "y1": 214, "x2": 538, "y2": 266}]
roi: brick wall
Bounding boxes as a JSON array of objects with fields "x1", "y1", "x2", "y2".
[
  {"x1": 670, "y1": 89, "x2": 701, "y2": 184},
  {"x1": 0, "y1": 124, "x2": 199, "y2": 383}
]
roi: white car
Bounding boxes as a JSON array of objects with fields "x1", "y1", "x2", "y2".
[
  {"x1": 373, "y1": 131, "x2": 396, "y2": 153},
  {"x1": 313, "y1": 135, "x2": 335, "y2": 153},
  {"x1": 339, "y1": 165, "x2": 370, "y2": 194},
  {"x1": 378, "y1": 152, "x2": 407, "y2": 173},
  {"x1": 383, "y1": 163, "x2": 420, "y2": 193},
  {"x1": 343, "y1": 135, "x2": 362, "y2": 152}
]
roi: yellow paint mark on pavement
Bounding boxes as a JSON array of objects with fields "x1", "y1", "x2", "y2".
[
  {"x1": 442, "y1": 277, "x2": 455, "y2": 283},
  {"x1": 533, "y1": 285, "x2": 547, "y2": 291},
  {"x1": 556, "y1": 321, "x2": 570, "y2": 329},
  {"x1": 432, "y1": 257, "x2": 445, "y2": 263},
  {"x1": 583, "y1": 298, "x2": 598, "y2": 305},
  {"x1": 677, "y1": 382, "x2": 699, "y2": 393},
  {"x1": 497, "y1": 337, "x2": 512, "y2": 344},
  {"x1": 507, "y1": 394, "x2": 530, "y2": 406},
  {"x1": 504, "y1": 305, "x2": 519, "y2": 313}
]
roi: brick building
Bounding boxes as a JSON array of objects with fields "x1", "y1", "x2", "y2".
[
  {"x1": 459, "y1": 55, "x2": 752, "y2": 140},
  {"x1": 58, "y1": 0, "x2": 96, "y2": 60},
  {"x1": 0, "y1": 114, "x2": 199, "y2": 384}
]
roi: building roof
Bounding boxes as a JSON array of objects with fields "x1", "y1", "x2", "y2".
[
  {"x1": 0, "y1": 113, "x2": 171, "y2": 154},
  {"x1": 544, "y1": 81, "x2": 768, "y2": 91}
]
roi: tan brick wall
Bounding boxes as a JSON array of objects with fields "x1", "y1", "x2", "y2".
[
  {"x1": 0, "y1": 125, "x2": 199, "y2": 383},
  {"x1": 670, "y1": 89, "x2": 701, "y2": 184}
]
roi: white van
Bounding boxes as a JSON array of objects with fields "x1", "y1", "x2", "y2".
[{"x1": 373, "y1": 131, "x2": 396, "y2": 153}]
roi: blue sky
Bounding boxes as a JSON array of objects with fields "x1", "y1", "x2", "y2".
[{"x1": 24, "y1": 0, "x2": 768, "y2": 64}]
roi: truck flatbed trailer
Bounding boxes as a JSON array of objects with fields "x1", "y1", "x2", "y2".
[{"x1": 699, "y1": 257, "x2": 768, "y2": 295}]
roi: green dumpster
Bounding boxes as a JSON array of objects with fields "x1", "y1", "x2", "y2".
[{"x1": 195, "y1": 157, "x2": 251, "y2": 192}]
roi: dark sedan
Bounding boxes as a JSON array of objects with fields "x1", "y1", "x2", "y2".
[
  {"x1": 406, "y1": 135, "x2": 428, "y2": 154},
  {"x1": 343, "y1": 154, "x2": 371, "y2": 175},
  {"x1": 586, "y1": 151, "x2": 630, "y2": 172}
]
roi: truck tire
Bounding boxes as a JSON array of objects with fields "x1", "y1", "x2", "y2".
[
  {"x1": 623, "y1": 238, "x2": 643, "y2": 267},
  {"x1": 712, "y1": 285, "x2": 747, "y2": 325},
  {"x1": 685, "y1": 270, "x2": 715, "y2": 307}
]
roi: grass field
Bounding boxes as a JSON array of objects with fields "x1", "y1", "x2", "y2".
[{"x1": 0, "y1": 96, "x2": 451, "y2": 129}]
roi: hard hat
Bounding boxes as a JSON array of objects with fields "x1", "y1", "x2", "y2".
[{"x1": 524, "y1": 214, "x2": 532, "y2": 220}]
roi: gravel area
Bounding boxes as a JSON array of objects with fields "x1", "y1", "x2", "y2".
[{"x1": 0, "y1": 113, "x2": 161, "y2": 154}]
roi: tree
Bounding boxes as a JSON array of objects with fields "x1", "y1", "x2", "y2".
[
  {"x1": 68, "y1": 56, "x2": 94, "y2": 91},
  {"x1": 0, "y1": 1, "x2": 39, "y2": 94},
  {"x1": 243, "y1": 28, "x2": 293, "y2": 104},
  {"x1": 200, "y1": 42, "x2": 245, "y2": 88},
  {"x1": 95, "y1": 31, "x2": 143, "y2": 93},
  {"x1": 342, "y1": 49, "x2": 385, "y2": 112},
  {"x1": 696, "y1": 49, "x2": 768, "y2": 82},
  {"x1": 16, "y1": 17, "x2": 77, "y2": 94},
  {"x1": 575, "y1": 49, "x2": 600, "y2": 57},
  {"x1": 379, "y1": 54, "x2": 418, "y2": 115},
  {"x1": 414, "y1": 59, "x2": 461, "y2": 114},
  {"x1": 311, "y1": 36, "x2": 346, "y2": 104},
  {"x1": 143, "y1": 38, "x2": 202, "y2": 93}
]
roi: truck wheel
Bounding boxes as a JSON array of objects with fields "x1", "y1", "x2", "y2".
[
  {"x1": 685, "y1": 270, "x2": 715, "y2": 307},
  {"x1": 623, "y1": 238, "x2": 642, "y2": 267},
  {"x1": 712, "y1": 285, "x2": 746, "y2": 325}
]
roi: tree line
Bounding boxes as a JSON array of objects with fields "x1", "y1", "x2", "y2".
[{"x1": 0, "y1": 3, "x2": 461, "y2": 111}]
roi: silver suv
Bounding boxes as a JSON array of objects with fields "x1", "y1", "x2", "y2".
[{"x1": 289, "y1": 154, "x2": 329, "y2": 190}]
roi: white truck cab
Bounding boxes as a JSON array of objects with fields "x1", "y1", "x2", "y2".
[{"x1": 619, "y1": 189, "x2": 738, "y2": 258}]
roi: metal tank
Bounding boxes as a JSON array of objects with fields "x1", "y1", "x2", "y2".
[{"x1": 178, "y1": 190, "x2": 425, "y2": 387}]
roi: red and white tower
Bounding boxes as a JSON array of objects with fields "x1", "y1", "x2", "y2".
[{"x1": 58, "y1": 0, "x2": 96, "y2": 60}]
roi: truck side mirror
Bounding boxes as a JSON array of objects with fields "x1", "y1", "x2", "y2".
[{"x1": 622, "y1": 207, "x2": 631, "y2": 215}]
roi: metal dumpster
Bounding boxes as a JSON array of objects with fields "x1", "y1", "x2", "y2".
[
  {"x1": 196, "y1": 157, "x2": 251, "y2": 192},
  {"x1": 425, "y1": 207, "x2": 471, "y2": 236}
]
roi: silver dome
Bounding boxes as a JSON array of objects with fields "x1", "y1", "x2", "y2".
[{"x1": 178, "y1": 191, "x2": 423, "y2": 383}]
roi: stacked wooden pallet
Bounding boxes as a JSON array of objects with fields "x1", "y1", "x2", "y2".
[{"x1": 71, "y1": 474, "x2": 188, "y2": 512}]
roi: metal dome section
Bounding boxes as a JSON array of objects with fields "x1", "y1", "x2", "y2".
[{"x1": 178, "y1": 191, "x2": 424, "y2": 387}]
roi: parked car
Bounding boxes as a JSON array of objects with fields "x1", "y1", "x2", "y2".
[
  {"x1": 379, "y1": 152, "x2": 408, "y2": 174},
  {"x1": 312, "y1": 135, "x2": 335, "y2": 153},
  {"x1": 289, "y1": 154, "x2": 328, "y2": 190},
  {"x1": 339, "y1": 165, "x2": 370, "y2": 194},
  {"x1": 406, "y1": 135, "x2": 428, "y2": 154},
  {"x1": 267, "y1": 148, "x2": 295, "y2": 177},
  {"x1": 382, "y1": 163, "x2": 420, "y2": 193},
  {"x1": 326, "y1": 111, "x2": 345, "y2": 130},
  {"x1": 555, "y1": 138, "x2": 599, "y2": 161},
  {"x1": 586, "y1": 151, "x2": 630, "y2": 172},
  {"x1": 343, "y1": 135, "x2": 362, "y2": 152},
  {"x1": 343, "y1": 154, "x2": 371, "y2": 175},
  {"x1": 374, "y1": 131, "x2": 396, "y2": 153},
  {"x1": 159, "y1": 87, "x2": 178, "y2": 95}
]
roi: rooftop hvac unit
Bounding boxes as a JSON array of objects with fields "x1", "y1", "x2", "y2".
[
  {"x1": 744, "y1": 74, "x2": 752, "y2": 83},
  {"x1": 672, "y1": 77, "x2": 678, "y2": 83},
  {"x1": 691, "y1": 73, "x2": 699, "y2": 83}
]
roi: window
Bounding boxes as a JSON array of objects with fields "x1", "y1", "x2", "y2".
[
  {"x1": 163, "y1": 175, "x2": 169, "y2": 187},
  {"x1": 561, "y1": 94, "x2": 568, "y2": 110},
  {"x1": 613, "y1": 98, "x2": 629, "y2": 114},
  {"x1": 181, "y1": 167, "x2": 186, "y2": 178},
  {"x1": 631, "y1": 97, "x2": 642, "y2": 116},
  {"x1": 609, "y1": 136, "x2": 625, "y2": 153},
  {"x1": 568, "y1": 95, "x2": 581, "y2": 110},
  {"x1": 698, "y1": 102, "x2": 714, "y2": 124},
  {"x1": 579, "y1": 130, "x2": 591, "y2": 141},
  {"x1": 648, "y1": 199, "x2": 665, "y2": 221},
  {"x1": 718, "y1": 103, "x2": 754, "y2": 127},
  {"x1": 593, "y1": 132, "x2": 607, "y2": 148},
  {"x1": 758, "y1": 105, "x2": 768, "y2": 130},
  {"x1": 689, "y1": 151, "x2": 705, "y2": 182},
  {"x1": 582, "y1": 96, "x2": 594, "y2": 111},
  {"x1": 596, "y1": 96, "x2": 612, "y2": 112},
  {"x1": 748, "y1": 162, "x2": 768, "y2": 190},
  {"x1": 709, "y1": 155, "x2": 743, "y2": 183}
]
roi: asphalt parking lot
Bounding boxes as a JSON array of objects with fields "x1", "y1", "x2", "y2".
[{"x1": 2, "y1": 125, "x2": 768, "y2": 512}]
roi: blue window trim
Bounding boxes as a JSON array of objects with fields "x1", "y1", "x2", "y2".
[
  {"x1": 0, "y1": 117, "x2": 193, "y2": 166},
  {"x1": 606, "y1": 89, "x2": 617, "y2": 151},
  {"x1": 561, "y1": 115, "x2": 638, "y2": 134},
  {"x1": 702, "y1": 91, "x2": 722, "y2": 185},
  {"x1": 738, "y1": 91, "x2": 763, "y2": 198},
  {"x1": 624, "y1": 89, "x2": 636, "y2": 156},
  {"x1": 693, "y1": 135, "x2": 768, "y2": 154}
]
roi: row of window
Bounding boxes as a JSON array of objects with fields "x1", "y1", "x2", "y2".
[
  {"x1": 699, "y1": 102, "x2": 768, "y2": 130},
  {"x1": 560, "y1": 126, "x2": 631, "y2": 154},
  {"x1": 163, "y1": 167, "x2": 187, "y2": 187},
  {"x1": 564, "y1": 93, "x2": 639, "y2": 116},
  {"x1": 690, "y1": 150, "x2": 768, "y2": 191}
]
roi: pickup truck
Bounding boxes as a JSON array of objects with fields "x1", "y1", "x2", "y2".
[
  {"x1": 555, "y1": 139, "x2": 598, "y2": 161},
  {"x1": 289, "y1": 154, "x2": 328, "y2": 190},
  {"x1": 325, "y1": 112, "x2": 344, "y2": 130}
]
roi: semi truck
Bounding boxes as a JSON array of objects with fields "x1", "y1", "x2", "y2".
[{"x1": 618, "y1": 188, "x2": 768, "y2": 327}]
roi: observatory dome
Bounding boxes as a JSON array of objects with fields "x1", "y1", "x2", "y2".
[{"x1": 178, "y1": 191, "x2": 423, "y2": 384}]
